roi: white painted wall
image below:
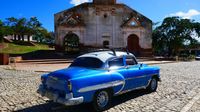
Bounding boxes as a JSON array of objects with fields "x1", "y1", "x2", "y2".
[{"x1": 4, "y1": 35, "x2": 35, "y2": 42}]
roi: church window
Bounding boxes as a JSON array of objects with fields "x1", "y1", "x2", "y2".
[
  {"x1": 102, "y1": 36, "x2": 110, "y2": 38},
  {"x1": 141, "y1": 21, "x2": 146, "y2": 26},
  {"x1": 104, "y1": 13, "x2": 108, "y2": 18},
  {"x1": 130, "y1": 21, "x2": 137, "y2": 26},
  {"x1": 103, "y1": 41, "x2": 109, "y2": 48}
]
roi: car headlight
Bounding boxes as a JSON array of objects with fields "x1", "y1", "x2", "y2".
[{"x1": 67, "y1": 80, "x2": 72, "y2": 92}]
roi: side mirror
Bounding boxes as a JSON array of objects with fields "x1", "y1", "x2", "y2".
[{"x1": 139, "y1": 64, "x2": 143, "y2": 70}]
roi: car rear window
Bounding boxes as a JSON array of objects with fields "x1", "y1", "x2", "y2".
[{"x1": 70, "y1": 57, "x2": 103, "y2": 69}]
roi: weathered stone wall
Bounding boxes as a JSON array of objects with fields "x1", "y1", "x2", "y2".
[{"x1": 54, "y1": 3, "x2": 152, "y2": 51}]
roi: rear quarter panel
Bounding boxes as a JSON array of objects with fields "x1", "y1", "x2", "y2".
[
  {"x1": 69, "y1": 65, "x2": 160, "y2": 103},
  {"x1": 70, "y1": 69, "x2": 125, "y2": 102}
]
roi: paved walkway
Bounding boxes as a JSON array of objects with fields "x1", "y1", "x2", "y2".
[{"x1": 0, "y1": 59, "x2": 174, "y2": 72}]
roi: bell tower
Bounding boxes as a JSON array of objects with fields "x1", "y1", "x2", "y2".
[{"x1": 93, "y1": 0, "x2": 116, "y2": 5}]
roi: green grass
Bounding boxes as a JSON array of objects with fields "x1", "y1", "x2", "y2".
[{"x1": 0, "y1": 42, "x2": 51, "y2": 54}]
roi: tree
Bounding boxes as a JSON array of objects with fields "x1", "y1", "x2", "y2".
[
  {"x1": 0, "y1": 20, "x2": 3, "y2": 42},
  {"x1": 26, "y1": 17, "x2": 42, "y2": 42},
  {"x1": 4, "y1": 17, "x2": 49, "y2": 43},
  {"x1": 6, "y1": 17, "x2": 18, "y2": 40},
  {"x1": 153, "y1": 17, "x2": 200, "y2": 56},
  {"x1": 15, "y1": 18, "x2": 27, "y2": 41},
  {"x1": 0, "y1": 20, "x2": 3, "y2": 26},
  {"x1": 194, "y1": 22, "x2": 200, "y2": 37},
  {"x1": 33, "y1": 27, "x2": 51, "y2": 43},
  {"x1": 6, "y1": 17, "x2": 30, "y2": 41},
  {"x1": 0, "y1": 20, "x2": 13, "y2": 43}
]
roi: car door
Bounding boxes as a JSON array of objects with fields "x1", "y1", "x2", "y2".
[
  {"x1": 123, "y1": 56, "x2": 148, "y2": 90},
  {"x1": 107, "y1": 56, "x2": 128, "y2": 94}
]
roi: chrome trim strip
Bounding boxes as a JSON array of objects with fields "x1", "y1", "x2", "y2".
[
  {"x1": 114, "y1": 79, "x2": 126, "y2": 95},
  {"x1": 125, "y1": 74, "x2": 156, "y2": 81},
  {"x1": 78, "y1": 80, "x2": 124, "y2": 93},
  {"x1": 78, "y1": 74, "x2": 158, "y2": 93},
  {"x1": 116, "y1": 79, "x2": 151, "y2": 95},
  {"x1": 116, "y1": 86, "x2": 146, "y2": 95},
  {"x1": 146, "y1": 79, "x2": 151, "y2": 87}
]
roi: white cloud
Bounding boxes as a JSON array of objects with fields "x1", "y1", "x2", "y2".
[
  {"x1": 70, "y1": 0, "x2": 91, "y2": 6},
  {"x1": 169, "y1": 9, "x2": 200, "y2": 19}
]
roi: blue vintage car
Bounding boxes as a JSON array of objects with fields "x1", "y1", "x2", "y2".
[{"x1": 37, "y1": 50, "x2": 160, "y2": 111}]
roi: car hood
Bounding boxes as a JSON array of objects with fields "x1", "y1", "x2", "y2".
[{"x1": 48, "y1": 67, "x2": 105, "y2": 80}]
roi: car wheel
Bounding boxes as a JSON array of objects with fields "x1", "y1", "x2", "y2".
[
  {"x1": 147, "y1": 78, "x2": 158, "y2": 92},
  {"x1": 92, "y1": 90, "x2": 111, "y2": 112}
]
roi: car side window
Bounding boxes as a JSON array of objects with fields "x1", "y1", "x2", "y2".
[
  {"x1": 108, "y1": 58, "x2": 124, "y2": 67},
  {"x1": 125, "y1": 56, "x2": 137, "y2": 66}
]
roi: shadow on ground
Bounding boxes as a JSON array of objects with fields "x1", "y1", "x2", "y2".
[
  {"x1": 12, "y1": 50, "x2": 80, "y2": 60},
  {"x1": 16, "y1": 89, "x2": 149, "y2": 112}
]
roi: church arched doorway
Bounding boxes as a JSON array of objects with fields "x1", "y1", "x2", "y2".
[
  {"x1": 127, "y1": 34, "x2": 141, "y2": 56},
  {"x1": 64, "y1": 33, "x2": 79, "y2": 52}
]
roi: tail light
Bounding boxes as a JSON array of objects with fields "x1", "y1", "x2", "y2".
[{"x1": 67, "y1": 80, "x2": 72, "y2": 92}]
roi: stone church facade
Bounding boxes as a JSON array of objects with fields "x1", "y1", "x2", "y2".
[{"x1": 55, "y1": 0, "x2": 152, "y2": 56}]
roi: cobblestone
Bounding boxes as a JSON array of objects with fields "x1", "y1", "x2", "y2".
[{"x1": 0, "y1": 61, "x2": 200, "y2": 112}]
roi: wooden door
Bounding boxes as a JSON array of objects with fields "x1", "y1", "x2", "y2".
[{"x1": 127, "y1": 34, "x2": 140, "y2": 55}]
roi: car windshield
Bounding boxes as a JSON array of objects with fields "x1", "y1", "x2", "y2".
[{"x1": 70, "y1": 57, "x2": 104, "y2": 69}]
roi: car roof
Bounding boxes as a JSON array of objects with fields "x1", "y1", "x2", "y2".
[{"x1": 78, "y1": 51, "x2": 134, "y2": 63}]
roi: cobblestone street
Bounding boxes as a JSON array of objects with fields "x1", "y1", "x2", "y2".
[{"x1": 0, "y1": 61, "x2": 200, "y2": 112}]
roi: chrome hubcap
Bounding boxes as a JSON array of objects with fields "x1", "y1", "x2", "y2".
[
  {"x1": 97, "y1": 91, "x2": 109, "y2": 108},
  {"x1": 151, "y1": 79, "x2": 157, "y2": 90}
]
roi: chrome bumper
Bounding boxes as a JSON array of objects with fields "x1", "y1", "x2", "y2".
[{"x1": 37, "y1": 85, "x2": 84, "y2": 106}]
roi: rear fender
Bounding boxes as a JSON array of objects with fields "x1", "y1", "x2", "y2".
[
  {"x1": 109, "y1": 72, "x2": 125, "y2": 95},
  {"x1": 70, "y1": 71, "x2": 125, "y2": 102}
]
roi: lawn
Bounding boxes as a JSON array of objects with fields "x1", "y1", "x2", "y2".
[{"x1": 0, "y1": 42, "x2": 51, "y2": 54}]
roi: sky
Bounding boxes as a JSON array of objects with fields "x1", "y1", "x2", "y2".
[{"x1": 0, "y1": 0, "x2": 200, "y2": 31}]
